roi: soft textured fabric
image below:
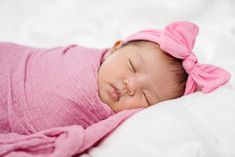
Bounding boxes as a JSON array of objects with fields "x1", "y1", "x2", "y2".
[
  {"x1": 0, "y1": 108, "x2": 141, "y2": 157},
  {"x1": 0, "y1": 42, "x2": 114, "y2": 134},
  {"x1": 124, "y1": 21, "x2": 231, "y2": 95}
]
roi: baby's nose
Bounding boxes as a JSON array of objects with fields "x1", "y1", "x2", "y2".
[{"x1": 123, "y1": 78, "x2": 138, "y2": 96}]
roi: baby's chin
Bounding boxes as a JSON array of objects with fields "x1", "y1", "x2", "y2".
[{"x1": 98, "y1": 89, "x2": 112, "y2": 106}]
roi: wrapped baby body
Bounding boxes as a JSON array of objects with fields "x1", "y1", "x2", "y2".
[{"x1": 0, "y1": 42, "x2": 114, "y2": 134}]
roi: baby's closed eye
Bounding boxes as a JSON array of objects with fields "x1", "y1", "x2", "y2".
[
  {"x1": 128, "y1": 59, "x2": 136, "y2": 73},
  {"x1": 143, "y1": 91, "x2": 151, "y2": 106}
]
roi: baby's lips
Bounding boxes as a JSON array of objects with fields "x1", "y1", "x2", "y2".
[{"x1": 109, "y1": 84, "x2": 120, "y2": 102}]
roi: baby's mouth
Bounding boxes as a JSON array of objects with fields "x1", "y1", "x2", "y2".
[{"x1": 108, "y1": 84, "x2": 120, "y2": 102}]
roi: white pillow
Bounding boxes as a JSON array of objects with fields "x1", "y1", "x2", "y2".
[{"x1": 82, "y1": 85, "x2": 235, "y2": 157}]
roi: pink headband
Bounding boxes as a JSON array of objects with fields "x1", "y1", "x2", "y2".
[{"x1": 124, "y1": 21, "x2": 231, "y2": 95}]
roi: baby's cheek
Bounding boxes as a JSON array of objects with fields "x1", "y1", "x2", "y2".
[{"x1": 119, "y1": 96, "x2": 147, "y2": 110}]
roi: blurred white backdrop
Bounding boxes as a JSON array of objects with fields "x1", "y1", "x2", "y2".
[{"x1": 0, "y1": 0, "x2": 235, "y2": 67}]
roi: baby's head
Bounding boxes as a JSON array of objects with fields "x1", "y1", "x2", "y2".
[
  {"x1": 98, "y1": 40, "x2": 187, "y2": 112},
  {"x1": 98, "y1": 21, "x2": 231, "y2": 112}
]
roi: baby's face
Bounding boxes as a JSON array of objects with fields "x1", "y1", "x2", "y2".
[{"x1": 98, "y1": 41, "x2": 178, "y2": 112}]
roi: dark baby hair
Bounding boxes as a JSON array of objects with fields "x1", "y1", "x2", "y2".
[{"x1": 122, "y1": 40, "x2": 188, "y2": 98}]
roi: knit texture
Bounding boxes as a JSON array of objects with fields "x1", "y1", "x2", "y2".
[{"x1": 0, "y1": 42, "x2": 114, "y2": 134}]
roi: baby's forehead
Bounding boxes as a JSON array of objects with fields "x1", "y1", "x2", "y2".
[
  {"x1": 126, "y1": 44, "x2": 171, "y2": 70},
  {"x1": 122, "y1": 41, "x2": 163, "y2": 57},
  {"x1": 124, "y1": 40, "x2": 160, "y2": 50}
]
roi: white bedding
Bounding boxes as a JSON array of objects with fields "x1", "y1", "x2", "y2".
[
  {"x1": 81, "y1": 83, "x2": 235, "y2": 157},
  {"x1": 1, "y1": 0, "x2": 235, "y2": 156}
]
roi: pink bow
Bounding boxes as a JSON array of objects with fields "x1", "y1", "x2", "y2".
[{"x1": 124, "y1": 21, "x2": 231, "y2": 95}]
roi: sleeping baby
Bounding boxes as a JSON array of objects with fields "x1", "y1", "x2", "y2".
[{"x1": 0, "y1": 21, "x2": 231, "y2": 135}]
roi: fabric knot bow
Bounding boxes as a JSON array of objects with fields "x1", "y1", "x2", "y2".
[
  {"x1": 124, "y1": 21, "x2": 231, "y2": 95},
  {"x1": 183, "y1": 53, "x2": 198, "y2": 75}
]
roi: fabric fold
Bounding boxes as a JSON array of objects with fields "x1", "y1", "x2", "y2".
[
  {"x1": 0, "y1": 42, "x2": 113, "y2": 134},
  {"x1": 0, "y1": 109, "x2": 141, "y2": 157}
]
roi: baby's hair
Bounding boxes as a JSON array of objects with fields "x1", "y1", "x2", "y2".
[{"x1": 122, "y1": 40, "x2": 188, "y2": 98}]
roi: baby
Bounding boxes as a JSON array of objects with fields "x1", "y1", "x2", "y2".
[
  {"x1": 98, "y1": 21, "x2": 231, "y2": 112},
  {"x1": 0, "y1": 21, "x2": 230, "y2": 134}
]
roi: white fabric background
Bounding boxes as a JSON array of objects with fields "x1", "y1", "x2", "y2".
[
  {"x1": 0, "y1": 0, "x2": 235, "y2": 65},
  {"x1": 0, "y1": 0, "x2": 235, "y2": 77}
]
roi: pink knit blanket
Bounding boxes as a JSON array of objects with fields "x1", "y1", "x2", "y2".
[
  {"x1": 0, "y1": 42, "x2": 114, "y2": 134},
  {"x1": 0, "y1": 42, "x2": 142, "y2": 156},
  {"x1": 0, "y1": 109, "x2": 140, "y2": 157}
]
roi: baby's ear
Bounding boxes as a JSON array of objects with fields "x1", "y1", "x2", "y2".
[
  {"x1": 112, "y1": 40, "x2": 124, "y2": 50},
  {"x1": 104, "y1": 40, "x2": 124, "y2": 59}
]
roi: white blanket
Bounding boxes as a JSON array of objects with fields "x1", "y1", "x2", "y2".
[{"x1": 82, "y1": 82, "x2": 235, "y2": 157}]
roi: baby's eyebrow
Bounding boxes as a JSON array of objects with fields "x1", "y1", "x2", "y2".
[{"x1": 134, "y1": 52, "x2": 146, "y2": 69}]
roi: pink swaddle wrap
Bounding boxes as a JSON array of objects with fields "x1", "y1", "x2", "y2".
[
  {"x1": 0, "y1": 42, "x2": 141, "y2": 156},
  {"x1": 0, "y1": 42, "x2": 114, "y2": 134}
]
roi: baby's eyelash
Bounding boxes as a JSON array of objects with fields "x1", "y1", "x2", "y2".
[
  {"x1": 143, "y1": 92, "x2": 150, "y2": 106},
  {"x1": 128, "y1": 59, "x2": 136, "y2": 73}
]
